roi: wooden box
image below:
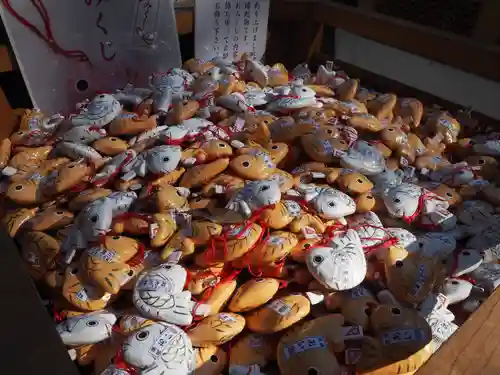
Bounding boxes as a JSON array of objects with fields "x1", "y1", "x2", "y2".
[{"x1": 1, "y1": 2, "x2": 500, "y2": 374}]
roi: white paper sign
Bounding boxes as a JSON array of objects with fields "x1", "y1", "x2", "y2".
[
  {"x1": 0, "y1": 0, "x2": 181, "y2": 114},
  {"x1": 194, "y1": 0, "x2": 270, "y2": 61}
]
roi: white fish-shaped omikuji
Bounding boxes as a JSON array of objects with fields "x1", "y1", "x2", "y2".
[
  {"x1": 347, "y1": 211, "x2": 388, "y2": 252},
  {"x1": 150, "y1": 69, "x2": 194, "y2": 106},
  {"x1": 267, "y1": 81, "x2": 318, "y2": 111},
  {"x1": 370, "y1": 167, "x2": 404, "y2": 191},
  {"x1": 428, "y1": 162, "x2": 476, "y2": 187},
  {"x1": 441, "y1": 278, "x2": 473, "y2": 305},
  {"x1": 305, "y1": 229, "x2": 366, "y2": 291},
  {"x1": 56, "y1": 310, "x2": 117, "y2": 346},
  {"x1": 71, "y1": 94, "x2": 122, "y2": 127},
  {"x1": 120, "y1": 146, "x2": 182, "y2": 180},
  {"x1": 216, "y1": 93, "x2": 253, "y2": 113},
  {"x1": 114, "y1": 83, "x2": 153, "y2": 107},
  {"x1": 341, "y1": 141, "x2": 386, "y2": 176},
  {"x1": 55, "y1": 141, "x2": 104, "y2": 165},
  {"x1": 161, "y1": 118, "x2": 211, "y2": 144},
  {"x1": 472, "y1": 263, "x2": 500, "y2": 293},
  {"x1": 92, "y1": 150, "x2": 137, "y2": 187},
  {"x1": 226, "y1": 179, "x2": 281, "y2": 217},
  {"x1": 62, "y1": 125, "x2": 107, "y2": 144},
  {"x1": 406, "y1": 232, "x2": 457, "y2": 258},
  {"x1": 133, "y1": 264, "x2": 209, "y2": 326},
  {"x1": 456, "y1": 200, "x2": 495, "y2": 228},
  {"x1": 98, "y1": 364, "x2": 132, "y2": 375},
  {"x1": 299, "y1": 184, "x2": 356, "y2": 221},
  {"x1": 472, "y1": 139, "x2": 500, "y2": 156},
  {"x1": 466, "y1": 216, "x2": 500, "y2": 262},
  {"x1": 417, "y1": 294, "x2": 458, "y2": 353},
  {"x1": 61, "y1": 192, "x2": 137, "y2": 253},
  {"x1": 122, "y1": 321, "x2": 195, "y2": 375},
  {"x1": 129, "y1": 126, "x2": 169, "y2": 147},
  {"x1": 385, "y1": 227, "x2": 417, "y2": 249},
  {"x1": 382, "y1": 183, "x2": 451, "y2": 222}
]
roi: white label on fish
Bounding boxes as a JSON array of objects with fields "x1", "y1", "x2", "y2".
[
  {"x1": 283, "y1": 336, "x2": 327, "y2": 359},
  {"x1": 219, "y1": 313, "x2": 237, "y2": 323},
  {"x1": 136, "y1": 277, "x2": 168, "y2": 292},
  {"x1": 149, "y1": 327, "x2": 179, "y2": 360},
  {"x1": 88, "y1": 248, "x2": 117, "y2": 263},
  {"x1": 268, "y1": 299, "x2": 291, "y2": 316},
  {"x1": 381, "y1": 328, "x2": 424, "y2": 345}
]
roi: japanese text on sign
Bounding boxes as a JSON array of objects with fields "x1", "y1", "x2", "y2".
[
  {"x1": 0, "y1": 0, "x2": 181, "y2": 114},
  {"x1": 195, "y1": 0, "x2": 270, "y2": 61}
]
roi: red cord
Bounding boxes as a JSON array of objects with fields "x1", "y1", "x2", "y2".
[
  {"x1": 402, "y1": 190, "x2": 445, "y2": 225},
  {"x1": 126, "y1": 242, "x2": 145, "y2": 268},
  {"x1": 205, "y1": 205, "x2": 273, "y2": 264},
  {"x1": 114, "y1": 346, "x2": 136, "y2": 375},
  {"x1": 2, "y1": 0, "x2": 92, "y2": 67},
  {"x1": 450, "y1": 248, "x2": 477, "y2": 285}
]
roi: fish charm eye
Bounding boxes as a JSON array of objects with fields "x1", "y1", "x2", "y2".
[
  {"x1": 136, "y1": 330, "x2": 149, "y2": 341},
  {"x1": 313, "y1": 255, "x2": 323, "y2": 264}
]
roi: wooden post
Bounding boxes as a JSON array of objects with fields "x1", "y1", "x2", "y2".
[
  {"x1": 358, "y1": 0, "x2": 376, "y2": 11},
  {"x1": 0, "y1": 45, "x2": 12, "y2": 73},
  {"x1": 473, "y1": 0, "x2": 500, "y2": 44}
]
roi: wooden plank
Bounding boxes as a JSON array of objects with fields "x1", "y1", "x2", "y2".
[
  {"x1": 0, "y1": 230, "x2": 79, "y2": 375},
  {"x1": 0, "y1": 88, "x2": 16, "y2": 140},
  {"x1": 358, "y1": 0, "x2": 377, "y2": 11},
  {"x1": 473, "y1": 0, "x2": 500, "y2": 44},
  {"x1": 176, "y1": 9, "x2": 194, "y2": 35},
  {"x1": 0, "y1": 45, "x2": 12, "y2": 72},
  {"x1": 270, "y1": 0, "x2": 500, "y2": 82},
  {"x1": 417, "y1": 287, "x2": 500, "y2": 375}
]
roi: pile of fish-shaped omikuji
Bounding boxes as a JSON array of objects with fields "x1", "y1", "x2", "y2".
[{"x1": 3, "y1": 55, "x2": 500, "y2": 375}]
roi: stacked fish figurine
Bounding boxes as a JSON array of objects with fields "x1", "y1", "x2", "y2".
[{"x1": 2, "y1": 55, "x2": 500, "y2": 375}]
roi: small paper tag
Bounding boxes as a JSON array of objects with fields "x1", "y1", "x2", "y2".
[
  {"x1": 166, "y1": 251, "x2": 182, "y2": 264},
  {"x1": 283, "y1": 336, "x2": 327, "y2": 359},
  {"x1": 249, "y1": 335, "x2": 263, "y2": 348},
  {"x1": 333, "y1": 149, "x2": 347, "y2": 157},
  {"x1": 267, "y1": 236, "x2": 284, "y2": 246},
  {"x1": 231, "y1": 140, "x2": 245, "y2": 149},
  {"x1": 215, "y1": 185, "x2": 226, "y2": 194},
  {"x1": 2, "y1": 166, "x2": 17, "y2": 176},
  {"x1": 63, "y1": 248, "x2": 77, "y2": 264},
  {"x1": 302, "y1": 226, "x2": 320, "y2": 239},
  {"x1": 381, "y1": 328, "x2": 423, "y2": 346},
  {"x1": 345, "y1": 348, "x2": 363, "y2": 365},
  {"x1": 232, "y1": 117, "x2": 246, "y2": 133},
  {"x1": 149, "y1": 223, "x2": 159, "y2": 240},
  {"x1": 183, "y1": 157, "x2": 197, "y2": 166},
  {"x1": 121, "y1": 171, "x2": 136, "y2": 181},
  {"x1": 469, "y1": 179, "x2": 489, "y2": 186},
  {"x1": 219, "y1": 313, "x2": 236, "y2": 323},
  {"x1": 148, "y1": 327, "x2": 178, "y2": 360},
  {"x1": 400, "y1": 156, "x2": 409, "y2": 167},
  {"x1": 268, "y1": 299, "x2": 291, "y2": 316},
  {"x1": 311, "y1": 172, "x2": 326, "y2": 179},
  {"x1": 75, "y1": 288, "x2": 89, "y2": 302},
  {"x1": 341, "y1": 325, "x2": 364, "y2": 340},
  {"x1": 347, "y1": 286, "x2": 371, "y2": 300},
  {"x1": 25, "y1": 252, "x2": 40, "y2": 265},
  {"x1": 87, "y1": 247, "x2": 117, "y2": 263},
  {"x1": 136, "y1": 277, "x2": 168, "y2": 292}
]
